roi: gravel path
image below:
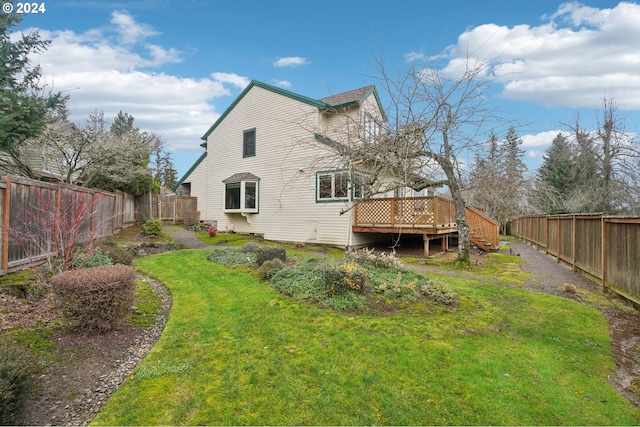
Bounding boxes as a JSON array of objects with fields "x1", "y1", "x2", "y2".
[
  {"x1": 162, "y1": 224, "x2": 211, "y2": 249},
  {"x1": 509, "y1": 240, "x2": 601, "y2": 296}
]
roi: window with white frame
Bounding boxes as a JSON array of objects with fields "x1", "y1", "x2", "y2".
[
  {"x1": 223, "y1": 173, "x2": 259, "y2": 212},
  {"x1": 364, "y1": 112, "x2": 381, "y2": 143},
  {"x1": 317, "y1": 171, "x2": 349, "y2": 201},
  {"x1": 353, "y1": 172, "x2": 373, "y2": 199}
]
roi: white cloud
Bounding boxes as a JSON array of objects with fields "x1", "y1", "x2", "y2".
[
  {"x1": 211, "y1": 72, "x2": 250, "y2": 90},
  {"x1": 273, "y1": 56, "x2": 310, "y2": 67},
  {"x1": 404, "y1": 51, "x2": 426, "y2": 62},
  {"x1": 521, "y1": 130, "x2": 568, "y2": 149},
  {"x1": 110, "y1": 10, "x2": 158, "y2": 45},
  {"x1": 441, "y1": 2, "x2": 640, "y2": 110},
  {"x1": 272, "y1": 79, "x2": 292, "y2": 89},
  {"x1": 19, "y1": 12, "x2": 250, "y2": 156}
]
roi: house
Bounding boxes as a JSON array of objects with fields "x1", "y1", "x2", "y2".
[
  {"x1": 175, "y1": 80, "x2": 425, "y2": 248},
  {"x1": 176, "y1": 80, "x2": 500, "y2": 253},
  {"x1": 0, "y1": 121, "x2": 83, "y2": 183}
]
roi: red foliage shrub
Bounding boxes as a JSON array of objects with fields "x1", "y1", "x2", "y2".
[{"x1": 51, "y1": 266, "x2": 136, "y2": 332}]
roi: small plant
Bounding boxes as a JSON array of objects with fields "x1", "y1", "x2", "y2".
[
  {"x1": 140, "y1": 218, "x2": 162, "y2": 236},
  {"x1": 256, "y1": 246, "x2": 286, "y2": 266},
  {"x1": 346, "y1": 248, "x2": 403, "y2": 269},
  {"x1": 376, "y1": 271, "x2": 420, "y2": 301},
  {"x1": 420, "y1": 279, "x2": 458, "y2": 305},
  {"x1": 241, "y1": 241, "x2": 261, "y2": 253},
  {"x1": 96, "y1": 241, "x2": 133, "y2": 265},
  {"x1": 182, "y1": 210, "x2": 200, "y2": 226},
  {"x1": 72, "y1": 250, "x2": 113, "y2": 269},
  {"x1": 0, "y1": 338, "x2": 37, "y2": 425},
  {"x1": 208, "y1": 226, "x2": 218, "y2": 237},
  {"x1": 258, "y1": 258, "x2": 285, "y2": 281},
  {"x1": 51, "y1": 266, "x2": 136, "y2": 332},
  {"x1": 319, "y1": 260, "x2": 368, "y2": 296},
  {"x1": 207, "y1": 248, "x2": 255, "y2": 267}
]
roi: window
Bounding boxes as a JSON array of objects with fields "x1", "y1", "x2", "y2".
[
  {"x1": 364, "y1": 112, "x2": 381, "y2": 143},
  {"x1": 353, "y1": 173, "x2": 373, "y2": 199},
  {"x1": 225, "y1": 182, "x2": 241, "y2": 210},
  {"x1": 223, "y1": 172, "x2": 259, "y2": 212},
  {"x1": 243, "y1": 129, "x2": 256, "y2": 157},
  {"x1": 317, "y1": 171, "x2": 350, "y2": 201}
]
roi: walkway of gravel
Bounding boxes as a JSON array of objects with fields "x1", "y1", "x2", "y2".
[{"x1": 162, "y1": 224, "x2": 211, "y2": 249}]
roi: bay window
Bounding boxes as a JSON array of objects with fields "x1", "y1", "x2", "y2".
[{"x1": 223, "y1": 172, "x2": 259, "y2": 213}]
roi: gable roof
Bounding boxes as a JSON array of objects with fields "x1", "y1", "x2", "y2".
[
  {"x1": 200, "y1": 80, "x2": 385, "y2": 140},
  {"x1": 319, "y1": 86, "x2": 375, "y2": 109}
]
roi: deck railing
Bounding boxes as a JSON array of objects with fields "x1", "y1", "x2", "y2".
[
  {"x1": 353, "y1": 196, "x2": 499, "y2": 249},
  {"x1": 466, "y1": 206, "x2": 500, "y2": 249},
  {"x1": 353, "y1": 196, "x2": 456, "y2": 229}
]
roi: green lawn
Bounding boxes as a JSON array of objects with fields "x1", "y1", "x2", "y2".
[{"x1": 91, "y1": 249, "x2": 640, "y2": 425}]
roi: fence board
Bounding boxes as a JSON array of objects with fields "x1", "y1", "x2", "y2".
[
  {"x1": 0, "y1": 176, "x2": 196, "y2": 275},
  {"x1": 512, "y1": 213, "x2": 640, "y2": 305}
]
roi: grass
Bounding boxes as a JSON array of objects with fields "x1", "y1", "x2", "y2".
[
  {"x1": 128, "y1": 278, "x2": 164, "y2": 327},
  {"x1": 91, "y1": 249, "x2": 640, "y2": 426}
]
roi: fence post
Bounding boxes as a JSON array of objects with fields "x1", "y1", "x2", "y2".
[
  {"x1": 602, "y1": 216, "x2": 608, "y2": 291},
  {"x1": 572, "y1": 215, "x2": 577, "y2": 271},
  {"x1": 2, "y1": 177, "x2": 10, "y2": 275}
]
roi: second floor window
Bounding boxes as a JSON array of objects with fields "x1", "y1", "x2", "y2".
[
  {"x1": 243, "y1": 129, "x2": 256, "y2": 157},
  {"x1": 364, "y1": 112, "x2": 381, "y2": 143}
]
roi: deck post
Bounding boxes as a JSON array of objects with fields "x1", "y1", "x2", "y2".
[{"x1": 423, "y1": 234, "x2": 430, "y2": 257}]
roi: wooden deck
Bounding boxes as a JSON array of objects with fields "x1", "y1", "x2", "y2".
[{"x1": 352, "y1": 196, "x2": 500, "y2": 252}]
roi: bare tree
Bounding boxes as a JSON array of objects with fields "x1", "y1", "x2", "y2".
[{"x1": 371, "y1": 54, "x2": 507, "y2": 262}]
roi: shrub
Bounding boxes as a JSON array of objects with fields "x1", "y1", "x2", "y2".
[
  {"x1": 0, "y1": 338, "x2": 37, "y2": 425},
  {"x1": 72, "y1": 250, "x2": 113, "y2": 269},
  {"x1": 270, "y1": 268, "x2": 326, "y2": 302},
  {"x1": 375, "y1": 271, "x2": 420, "y2": 301},
  {"x1": 241, "y1": 241, "x2": 261, "y2": 253},
  {"x1": 140, "y1": 219, "x2": 162, "y2": 236},
  {"x1": 420, "y1": 279, "x2": 458, "y2": 305},
  {"x1": 182, "y1": 210, "x2": 200, "y2": 226},
  {"x1": 346, "y1": 248, "x2": 403, "y2": 269},
  {"x1": 207, "y1": 248, "x2": 255, "y2": 267},
  {"x1": 51, "y1": 266, "x2": 136, "y2": 332},
  {"x1": 258, "y1": 258, "x2": 285, "y2": 281},
  {"x1": 319, "y1": 261, "x2": 368, "y2": 295},
  {"x1": 96, "y1": 241, "x2": 133, "y2": 265},
  {"x1": 208, "y1": 226, "x2": 218, "y2": 237},
  {"x1": 256, "y1": 246, "x2": 286, "y2": 266}
]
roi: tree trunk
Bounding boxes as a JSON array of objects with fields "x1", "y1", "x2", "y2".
[{"x1": 440, "y1": 158, "x2": 471, "y2": 263}]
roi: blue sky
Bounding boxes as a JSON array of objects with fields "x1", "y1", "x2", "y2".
[{"x1": 12, "y1": 0, "x2": 640, "y2": 180}]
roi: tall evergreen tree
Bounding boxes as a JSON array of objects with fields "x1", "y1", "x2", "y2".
[
  {"x1": 1, "y1": 10, "x2": 65, "y2": 158},
  {"x1": 531, "y1": 133, "x2": 574, "y2": 214}
]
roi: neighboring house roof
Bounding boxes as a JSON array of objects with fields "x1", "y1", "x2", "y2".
[{"x1": 201, "y1": 80, "x2": 385, "y2": 140}]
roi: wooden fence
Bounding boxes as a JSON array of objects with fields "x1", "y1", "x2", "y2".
[
  {"x1": 512, "y1": 213, "x2": 640, "y2": 305},
  {"x1": 135, "y1": 194, "x2": 198, "y2": 223},
  {"x1": 0, "y1": 175, "x2": 197, "y2": 276}
]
